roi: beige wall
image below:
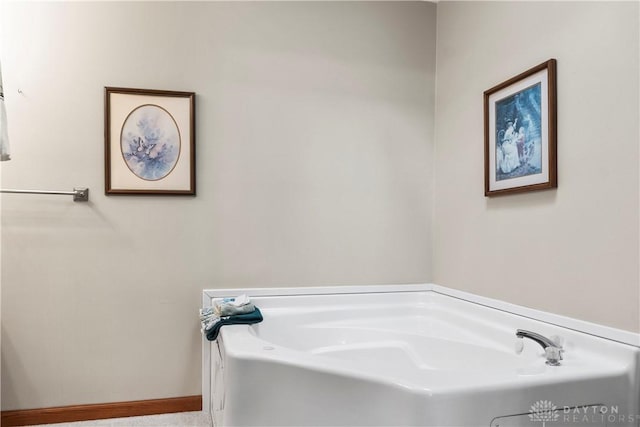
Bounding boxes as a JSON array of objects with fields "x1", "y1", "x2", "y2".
[
  {"x1": 2, "y1": 0, "x2": 639, "y2": 413},
  {"x1": 0, "y1": 2, "x2": 437, "y2": 410},
  {"x1": 433, "y1": 1, "x2": 639, "y2": 333}
]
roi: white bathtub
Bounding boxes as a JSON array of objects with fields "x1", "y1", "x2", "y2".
[{"x1": 203, "y1": 285, "x2": 640, "y2": 426}]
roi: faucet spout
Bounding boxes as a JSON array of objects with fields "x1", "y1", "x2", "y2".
[{"x1": 516, "y1": 329, "x2": 563, "y2": 366}]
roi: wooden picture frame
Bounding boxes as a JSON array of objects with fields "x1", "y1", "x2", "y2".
[
  {"x1": 484, "y1": 59, "x2": 557, "y2": 196},
  {"x1": 105, "y1": 87, "x2": 195, "y2": 195}
]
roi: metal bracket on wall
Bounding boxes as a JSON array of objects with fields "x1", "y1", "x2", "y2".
[{"x1": 0, "y1": 187, "x2": 89, "y2": 202}]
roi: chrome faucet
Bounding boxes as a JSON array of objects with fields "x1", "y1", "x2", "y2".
[{"x1": 516, "y1": 329, "x2": 564, "y2": 366}]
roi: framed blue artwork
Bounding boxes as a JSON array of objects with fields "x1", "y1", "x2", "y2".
[
  {"x1": 484, "y1": 59, "x2": 557, "y2": 196},
  {"x1": 105, "y1": 87, "x2": 195, "y2": 195}
]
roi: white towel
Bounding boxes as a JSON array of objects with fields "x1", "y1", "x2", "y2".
[{"x1": 0, "y1": 60, "x2": 11, "y2": 162}]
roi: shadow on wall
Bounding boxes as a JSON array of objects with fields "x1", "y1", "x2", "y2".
[
  {"x1": 1, "y1": 327, "x2": 40, "y2": 410},
  {"x1": 485, "y1": 188, "x2": 557, "y2": 212}
]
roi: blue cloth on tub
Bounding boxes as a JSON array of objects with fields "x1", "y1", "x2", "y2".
[{"x1": 205, "y1": 307, "x2": 263, "y2": 341}]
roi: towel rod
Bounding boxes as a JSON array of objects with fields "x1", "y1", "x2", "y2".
[{"x1": 0, "y1": 187, "x2": 89, "y2": 202}]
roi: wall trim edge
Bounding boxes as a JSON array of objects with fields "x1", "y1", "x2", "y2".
[{"x1": 1, "y1": 395, "x2": 202, "y2": 427}]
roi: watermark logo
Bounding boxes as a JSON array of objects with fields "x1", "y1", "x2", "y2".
[
  {"x1": 529, "y1": 400, "x2": 560, "y2": 426},
  {"x1": 527, "y1": 399, "x2": 640, "y2": 425}
]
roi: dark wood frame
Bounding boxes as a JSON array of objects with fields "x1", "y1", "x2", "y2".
[
  {"x1": 105, "y1": 87, "x2": 196, "y2": 195},
  {"x1": 484, "y1": 59, "x2": 557, "y2": 196}
]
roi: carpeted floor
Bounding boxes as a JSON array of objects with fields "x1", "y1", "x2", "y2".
[{"x1": 26, "y1": 411, "x2": 211, "y2": 427}]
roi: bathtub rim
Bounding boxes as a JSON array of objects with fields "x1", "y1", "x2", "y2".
[{"x1": 201, "y1": 282, "x2": 640, "y2": 414}]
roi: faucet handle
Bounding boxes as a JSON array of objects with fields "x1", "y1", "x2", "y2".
[
  {"x1": 550, "y1": 335, "x2": 564, "y2": 348},
  {"x1": 545, "y1": 347, "x2": 562, "y2": 366}
]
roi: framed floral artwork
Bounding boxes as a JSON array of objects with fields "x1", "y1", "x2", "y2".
[
  {"x1": 105, "y1": 87, "x2": 195, "y2": 195},
  {"x1": 484, "y1": 59, "x2": 557, "y2": 196}
]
